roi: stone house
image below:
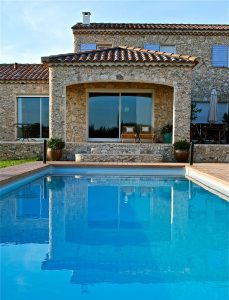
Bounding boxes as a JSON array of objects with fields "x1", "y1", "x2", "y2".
[{"x1": 0, "y1": 12, "x2": 229, "y2": 162}]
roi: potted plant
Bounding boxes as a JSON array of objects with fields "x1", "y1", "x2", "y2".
[
  {"x1": 47, "y1": 138, "x2": 65, "y2": 161},
  {"x1": 173, "y1": 139, "x2": 190, "y2": 162},
  {"x1": 161, "y1": 124, "x2": 172, "y2": 143}
]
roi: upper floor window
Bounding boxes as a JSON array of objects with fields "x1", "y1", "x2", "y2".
[
  {"x1": 144, "y1": 44, "x2": 176, "y2": 53},
  {"x1": 17, "y1": 97, "x2": 49, "y2": 139},
  {"x1": 80, "y1": 43, "x2": 96, "y2": 51},
  {"x1": 212, "y1": 45, "x2": 229, "y2": 67},
  {"x1": 96, "y1": 43, "x2": 113, "y2": 50},
  {"x1": 80, "y1": 43, "x2": 112, "y2": 51}
]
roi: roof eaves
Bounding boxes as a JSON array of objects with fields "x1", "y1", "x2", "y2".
[
  {"x1": 40, "y1": 61, "x2": 196, "y2": 69},
  {"x1": 71, "y1": 23, "x2": 229, "y2": 36},
  {"x1": 0, "y1": 79, "x2": 48, "y2": 84}
]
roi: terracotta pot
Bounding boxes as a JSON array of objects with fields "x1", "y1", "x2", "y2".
[
  {"x1": 47, "y1": 149, "x2": 63, "y2": 161},
  {"x1": 174, "y1": 150, "x2": 189, "y2": 163}
]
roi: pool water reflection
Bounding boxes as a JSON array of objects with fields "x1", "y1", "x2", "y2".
[{"x1": 0, "y1": 175, "x2": 229, "y2": 300}]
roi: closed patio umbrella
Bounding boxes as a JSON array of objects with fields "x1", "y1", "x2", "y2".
[{"x1": 208, "y1": 88, "x2": 218, "y2": 123}]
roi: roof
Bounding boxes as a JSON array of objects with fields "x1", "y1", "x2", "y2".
[
  {"x1": 72, "y1": 23, "x2": 229, "y2": 35},
  {"x1": 41, "y1": 46, "x2": 198, "y2": 66},
  {"x1": 0, "y1": 64, "x2": 48, "y2": 81}
]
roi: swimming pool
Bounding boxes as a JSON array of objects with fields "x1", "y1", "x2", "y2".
[{"x1": 1, "y1": 168, "x2": 229, "y2": 300}]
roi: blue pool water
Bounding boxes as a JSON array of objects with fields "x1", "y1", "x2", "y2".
[{"x1": 0, "y1": 171, "x2": 229, "y2": 300}]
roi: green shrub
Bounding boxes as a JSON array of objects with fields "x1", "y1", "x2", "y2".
[
  {"x1": 161, "y1": 124, "x2": 172, "y2": 134},
  {"x1": 47, "y1": 138, "x2": 65, "y2": 150},
  {"x1": 173, "y1": 140, "x2": 190, "y2": 150},
  {"x1": 191, "y1": 102, "x2": 202, "y2": 121}
]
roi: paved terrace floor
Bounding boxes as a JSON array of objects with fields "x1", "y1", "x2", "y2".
[{"x1": 0, "y1": 161, "x2": 228, "y2": 187}]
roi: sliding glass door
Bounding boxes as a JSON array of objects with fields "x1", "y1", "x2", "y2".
[
  {"x1": 88, "y1": 93, "x2": 119, "y2": 139},
  {"x1": 88, "y1": 92, "x2": 152, "y2": 141},
  {"x1": 121, "y1": 93, "x2": 152, "y2": 128}
]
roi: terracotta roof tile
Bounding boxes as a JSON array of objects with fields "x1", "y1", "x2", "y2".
[
  {"x1": 41, "y1": 46, "x2": 198, "y2": 65},
  {"x1": 0, "y1": 64, "x2": 48, "y2": 81},
  {"x1": 72, "y1": 23, "x2": 229, "y2": 35}
]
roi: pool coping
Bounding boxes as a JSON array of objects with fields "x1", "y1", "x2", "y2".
[
  {"x1": 0, "y1": 162, "x2": 228, "y2": 200},
  {"x1": 0, "y1": 162, "x2": 186, "y2": 186}
]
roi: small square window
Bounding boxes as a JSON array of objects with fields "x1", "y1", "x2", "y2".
[
  {"x1": 212, "y1": 45, "x2": 229, "y2": 67},
  {"x1": 96, "y1": 43, "x2": 113, "y2": 50},
  {"x1": 80, "y1": 43, "x2": 97, "y2": 51},
  {"x1": 160, "y1": 45, "x2": 176, "y2": 53}
]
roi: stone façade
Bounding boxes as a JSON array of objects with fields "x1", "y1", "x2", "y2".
[
  {"x1": 73, "y1": 31, "x2": 229, "y2": 103},
  {"x1": 49, "y1": 64, "x2": 193, "y2": 142}
]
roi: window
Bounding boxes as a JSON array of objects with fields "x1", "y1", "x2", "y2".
[
  {"x1": 160, "y1": 45, "x2": 176, "y2": 53},
  {"x1": 80, "y1": 43, "x2": 96, "y2": 51},
  {"x1": 96, "y1": 43, "x2": 113, "y2": 50},
  {"x1": 80, "y1": 43, "x2": 112, "y2": 51},
  {"x1": 212, "y1": 45, "x2": 229, "y2": 67},
  {"x1": 88, "y1": 92, "x2": 152, "y2": 140},
  {"x1": 17, "y1": 97, "x2": 49, "y2": 139},
  {"x1": 192, "y1": 102, "x2": 229, "y2": 124},
  {"x1": 144, "y1": 44, "x2": 176, "y2": 53}
]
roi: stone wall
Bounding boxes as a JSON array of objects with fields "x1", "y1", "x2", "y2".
[
  {"x1": 0, "y1": 82, "x2": 49, "y2": 141},
  {"x1": 73, "y1": 32, "x2": 229, "y2": 103},
  {"x1": 50, "y1": 64, "x2": 192, "y2": 142},
  {"x1": 194, "y1": 144, "x2": 229, "y2": 163},
  {"x1": 64, "y1": 142, "x2": 173, "y2": 162},
  {"x1": 0, "y1": 142, "x2": 43, "y2": 159},
  {"x1": 66, "y1": 82, "x2": 173, "y2": 143},
  {"x1": 0, "y1": 142, "x2": 228, "y2": 163}
]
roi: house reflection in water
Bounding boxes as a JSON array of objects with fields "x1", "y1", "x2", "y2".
[
  {"x1": 0, "y1": 177, "x2": 49, "y2": 244},
  {"x1": 42, "y1": 176, "x2": 228, "y2": 286},
  {"x1": 1, "y1": 175, "x2": 228, "y2": 287}
]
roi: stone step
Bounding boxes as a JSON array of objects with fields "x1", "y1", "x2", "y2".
[
  {"x1": 75, "y1": 153, "x2": 163, "y2": 163},
  {"x1": 83, "y1": 145, "x2": 167, "y2": 155}
]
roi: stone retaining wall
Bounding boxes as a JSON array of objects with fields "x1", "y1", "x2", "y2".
[
  {"x1": 0, "y1": 142, "x2": 43, "y2": 160},
  {"x1": 194, "y1": 144, "x2": 229, "y2": 163},
  {"x1": 0, "y1": 142, "x2": 228, "y2": 163},
  {"x1": 64, "y1": 142, "x2": 173, "y2": 162}
]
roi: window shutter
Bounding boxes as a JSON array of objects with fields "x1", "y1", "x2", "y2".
[
  {"x1": 212, "y1": 45, "x2": 228, "y2": 67},
  {"x1": 160, "y1": 45, "x2": 176, "y2": 53},
  {"x1": 144, "y1": 44, "x2": 160, "y2": 51},
  {"x1": 80, "y1": 43, "x2": 97, "y2": 51}
]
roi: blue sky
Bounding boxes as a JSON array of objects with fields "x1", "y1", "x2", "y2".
[{"x1": 1, "y1": 0, "x2": 228, "y2": 63}]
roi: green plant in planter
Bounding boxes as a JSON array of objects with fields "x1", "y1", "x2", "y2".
[
  {"x1": 47, "y1": 138, "x2": 65, "y2": 150},
  {"x1": 161, "y1": 124, "x2": 172, "y2": 143},
  {"x1": 173, "y1": 140, "x2": 190, "y2": 150},
  {"x1": 173, "y1": 140, "x2": 190, "y2": 162},
  {"x1": 161, "y1": 124, "x2": 172, "y2": 134},
  {"x1": 47, "y1": 138, "x2": 65, "y2": 161}
]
